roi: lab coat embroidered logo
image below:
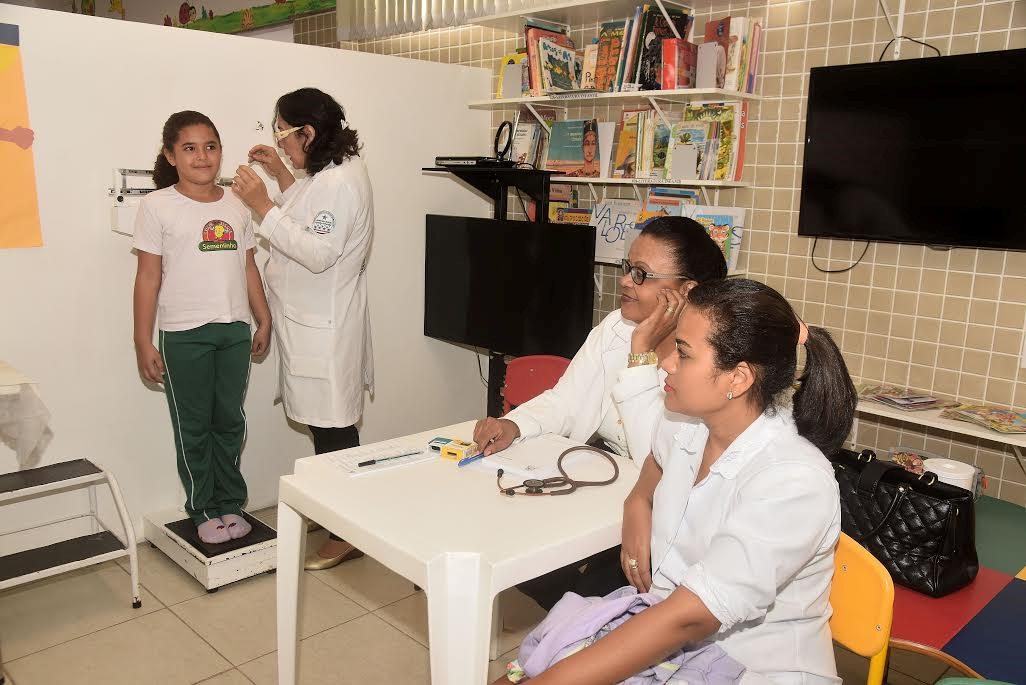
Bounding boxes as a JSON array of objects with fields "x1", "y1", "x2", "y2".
[
  {"x1": 198, "y1": 219, "x2": 238, "y2": 252},
  {"x1": 311, "y1": 210, "x2": 335, "y2": 235}
]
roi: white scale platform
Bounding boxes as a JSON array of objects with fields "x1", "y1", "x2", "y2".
[{"x1": 143, "y1": 509, "x2": 277, "y2": 591}]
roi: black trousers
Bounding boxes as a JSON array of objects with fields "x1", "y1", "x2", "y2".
[
  {"x1": 309, "y1": 424, "x2": 360, "y2": 542},
  {"x1": 516, "y1": 545, "x2": 629, "y2": 610}
]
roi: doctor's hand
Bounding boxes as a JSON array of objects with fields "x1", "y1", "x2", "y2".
[
  {"x1": 631, "y1": 288, "x2": 687, "y2": 355},
  {"x1": 135, "y1": 342, "x2": 165, "y2": 385},
  {"x1": 621, "y1": 496, "x2": 653, "y2": 592},
  {"x1": 248, "y1": 144, "x2": 291, "y2": 181},
  {"x1": 473, "y1": 417, "x2": 520, "y2": 456},
  {"x1": 231, "y1": 166, "x2": 274, "y2": 219}
]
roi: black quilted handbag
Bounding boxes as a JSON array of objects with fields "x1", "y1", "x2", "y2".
[{"x1": 828, "y1": 448, "x2": 978, "y2": 597}]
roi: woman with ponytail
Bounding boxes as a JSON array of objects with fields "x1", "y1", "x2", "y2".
[
  {"x1": 230, "y1": 88, "x2": 374, "y2": 570},
  {"x1": 500, "y1": 279, "x2": 855, "y2": 684}
]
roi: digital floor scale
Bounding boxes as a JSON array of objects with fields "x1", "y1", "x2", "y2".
[{"x1": 143, "y1": 510, "x2": 277, "y2": 591}]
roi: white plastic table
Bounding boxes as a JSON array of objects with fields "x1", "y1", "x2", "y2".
[{"x1": 276, "y1": 420, "x2": 639, "y2": 685}]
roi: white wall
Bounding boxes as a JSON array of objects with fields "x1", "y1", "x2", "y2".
[{"x1": 0, "y1": 6, "x2": 491, "y2": 545}]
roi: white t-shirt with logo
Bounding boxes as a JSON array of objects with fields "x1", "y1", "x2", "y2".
[{"x1": 133, "y1": 186, "x2": 257, "y2": 332}]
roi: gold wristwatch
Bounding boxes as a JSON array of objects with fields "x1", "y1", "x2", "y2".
[{"x1": 627, "y1": 351, "x2": 658, "y2": 367}]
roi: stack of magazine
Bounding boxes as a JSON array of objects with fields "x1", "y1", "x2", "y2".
[
  {"x1": 857, "y1": 384, "x2": 950, "y2": 412},
  {"x1": 939, "y1": 405, "x2": 1026, "y2": 434}
]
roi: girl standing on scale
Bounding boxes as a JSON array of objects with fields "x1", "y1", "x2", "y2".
[{"x1": 133, "y1": 110, "x2": 271, "y2": 544}]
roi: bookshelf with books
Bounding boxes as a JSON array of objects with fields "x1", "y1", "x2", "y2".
[{"x1": 475, "y1": 6, "x2": 764, "y2": 197}]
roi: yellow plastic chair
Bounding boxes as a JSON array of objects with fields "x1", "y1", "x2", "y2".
[{"x1": 829, "y1": 532, "x2": 895, "y2": 685}]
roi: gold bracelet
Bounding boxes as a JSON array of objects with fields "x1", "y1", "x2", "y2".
[{"x1": 627, "y1": 351, "x2": 658, "y2": 367}]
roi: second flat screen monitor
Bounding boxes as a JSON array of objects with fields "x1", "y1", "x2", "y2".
[{"x1": 424, "y1": 214, "x2": 596, "y2": 359}]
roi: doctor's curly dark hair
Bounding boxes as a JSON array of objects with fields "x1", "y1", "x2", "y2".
[{"x1": 274, "y1": 87, "x2": 361, "y2": 175}]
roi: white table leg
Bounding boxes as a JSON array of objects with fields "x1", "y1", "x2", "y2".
[
  {"x1": 276, "y1": 501, "x2": 307, "y2": 685},
  {"x1": 426, "y1": 552, "x2": 493, "y2": 685}
]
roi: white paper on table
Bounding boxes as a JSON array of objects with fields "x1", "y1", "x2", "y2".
[{"x1": 480, "y1": 433, "x2": 592, "y2": 480}]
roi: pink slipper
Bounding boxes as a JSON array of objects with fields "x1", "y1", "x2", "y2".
[
  {"x1": 221, "y1": 513, "x2": 252, "y2": 540},
  {"x1": 197, "y1": 518, "x2": 230, "y2": 544}
]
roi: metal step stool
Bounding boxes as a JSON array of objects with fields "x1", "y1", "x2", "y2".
[{"x1": 0, "y1": 458, "x2": 141, "y2": 680}]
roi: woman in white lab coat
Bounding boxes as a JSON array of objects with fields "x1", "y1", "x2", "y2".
[
  {"x1": 473, "y1": 217, "x2": 728, "y2": 609},
  {"x1": 232, "y1": 87, "x2": 373, "y2": 570}
]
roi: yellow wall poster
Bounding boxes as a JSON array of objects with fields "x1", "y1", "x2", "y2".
[{"x1": 0, "y1": 23, "x2": 43, "y2": 249}]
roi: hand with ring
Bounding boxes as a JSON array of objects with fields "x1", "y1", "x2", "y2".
[
  {"x1": 630, "y1": 287, "x2": 688, "y2": 357},
  {"x1": 621, "y1": 496, "x2": 653, "y2": 591}
]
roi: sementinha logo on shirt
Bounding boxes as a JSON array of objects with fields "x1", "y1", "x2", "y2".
[{"x1": 198, "y1": 219, "x2": 238, "y2": 252}]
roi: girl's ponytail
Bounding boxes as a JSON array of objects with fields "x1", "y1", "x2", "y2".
[
  {"x1": 152, "y1": 152, "x2": 178, "y2": 190},
  {"x1": 792, "y1": 325, "x2": 857, "y2": 455}
]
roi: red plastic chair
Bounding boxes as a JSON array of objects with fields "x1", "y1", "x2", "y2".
[{"x1": 502, "y1": 355, "x2": 571, "y2": 415}]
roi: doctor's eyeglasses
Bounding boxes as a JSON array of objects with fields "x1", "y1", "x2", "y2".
[
  {"x1": 496, "y1": 446, "x2": 619, "y2": 497},
  {"x1": 273, "y1": 124, "x2": 302, "y2": 142}
]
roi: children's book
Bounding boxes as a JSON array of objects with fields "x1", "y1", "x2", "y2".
[
  {"x1": 633, "y1": 5, "x2": 693, "y2": 90},
  {"x1": 703, "y1": 17, "x2": 731, "y2": 88},
  {"x1": 511, "y1": 122, "x2": 542, "y2": 167},
  {"x1": 581, "y1": 42, "x2": 599, "y2": 90},
  {"x1": 940, "y1": 405, "x2": 1026, "y2": 433},
  {"x1": 591, "y1": 199, "x2": 641, "y2": 263},
  {"x1": 539, "y1": 38, "x2": 578, "y2": 92},
  {"x1": 525, "y1": 24, "x2": 573, "y2": 96},
  {"x1": 595, "y1": 20, "x2": 627, "y2": 92},
  {"x1": 661, "y1": 39, "x2": 698, "y2": 90},
  {"x1": 613, "y1": 109, "x2": 648, "y2": 178},
  {"x1": 496, "y1": 51, "x2": 529, "y2": 98},
  {"x1": 544, "y1": 119, "x2": 600, "y2": 177},
  {"x1": 681, "y1": 205, "x2": 746, "y2": 271},
  {"x1": 684, "y1": 104, "x2": 735, "y2": 180},
  {"x1": 555, "y1": 207, "x2": 593, "y2": 225},
  {"x1": 664, "y1": 120, "x2": 710, "y2": 180}
]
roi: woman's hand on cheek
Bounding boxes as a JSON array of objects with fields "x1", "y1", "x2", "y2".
[{"x1": 630, "y1": 288, "x2": 687, "y2": 354}]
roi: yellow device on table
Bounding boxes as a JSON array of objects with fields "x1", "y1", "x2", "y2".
[{"x1": 440, "y1": 439, "x2": 478, "y2": 461}]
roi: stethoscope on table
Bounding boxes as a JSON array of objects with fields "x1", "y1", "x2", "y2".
[{"x1": 496, "y1": 445, "x2": 619, "y2": 497}]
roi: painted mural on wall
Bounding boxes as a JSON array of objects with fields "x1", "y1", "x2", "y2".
[
  {"x1": 0, "y1": 24, "x2": 43, "y2": 249},
  {"x1": 163, "y1": 0, "x2": 335, "y2": 33}
]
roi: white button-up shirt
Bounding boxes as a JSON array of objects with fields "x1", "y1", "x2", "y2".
[{"x1": 649, "y1": 408, "x2": 841, "y2": 684}]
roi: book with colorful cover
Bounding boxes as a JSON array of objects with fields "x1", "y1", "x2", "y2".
[
  {"x1": 684, "y1": 104, "x2": 735, "y2": 180},
  {"x1": 940, "y1": 405, "x2": 1026, "y2": 433},
  {"x1": 595, "y1": 20, "x2": 627, "y2": 92},
  {"x1": 555, "y1": 207, "x2": 593, "y2": 225},
  {"x1": 664, "y1": 120, "x2": 710, "y2": 180},
  {"x1": 723, "y1": 17, "x2": 746, "y2": 91},
  {"x1": 746, "y1": 22, "x2": 762, "y2": 93},
  {"x1": 591, "y1": 199, "x2": 642, "y2": 263},
  {"x1": 613, "y1": 109, "x2": 648, "y2": 178},
  {"x1": 704, "y1": 17, "x2": 731, "y2": 88},
  {"x1": 581, "y1": 42, "x2": 599, "y2": 90},
  {"x1": 661, "y1": 39, "x2": 698, "y2": 89},
  {"x1": 619, "y1": 7, "x2": 643, "y2": 90},
  {"x1": 634, "y1": 5, "x2": 694, "y2": 90},
  {"x1": 525, "y1": 25, "x2": 574, "y2": 96},
  {"x1": 545, "y1": 119, "x2": 600, "y2": 177},
  {"x1": 539, "y1": 38, "x2": 578, "y2": 92},
  {"x1": 496, "y1": 51, "x2": 529, "y2": 98},
  {"x1": 681, "y1": 205, "x2": 746, "y2": 270},
  {"x1": 511, "y1": 122, "x2": 542, "y2": 167}
]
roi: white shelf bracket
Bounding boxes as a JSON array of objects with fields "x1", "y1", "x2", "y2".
[
  {"x1": 653, "y1": 0, "x2": 682, "y2": 39},
  {"x1": 524, "y1": 103, "x2": 556, "y2": 133},
  {"x1": 646, "y1": 96, "x2": 673, "y2": 131},
  {"x1": 587, "y1": 182, "x2": 598, "y2": 203},
  {"x1": 714, "y1": 188, "x2": 720, "y2": 205},
  {"x1": 593, "y1": 273, "x2": 602, "y2": 293},
  {"x1": 700, "y1": 187, "x2": 711, "y2": 205},
  {"x1": 632, "y1": 184, "x2": 643, "y2": 203},
  {"x1": 878, "y1": 0, "x2": 907, "y2": 59}
]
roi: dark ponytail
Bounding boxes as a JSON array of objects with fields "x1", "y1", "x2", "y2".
[
  {"x1": 152, "y1": 110, "x2": 221, "y2": 190},
  {"x1": 793, "y1": 325, "x2": 858, "y2": 455},
  {"x1": 686, "y1": 278, "x2": 856, "y2": 455},
  {"x1": 640, "y1": 216, "x2": 728, "y2": 283},
  {"x1": 274, "y1": 87, "x2": 361, "y2": 175}
]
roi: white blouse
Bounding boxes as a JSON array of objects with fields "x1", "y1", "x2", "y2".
[{"x1": 648, "y1": 409, "x2": 842, "y2": 684}]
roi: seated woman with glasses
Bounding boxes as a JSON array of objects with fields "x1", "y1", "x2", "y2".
[{"x1": 473, "y1": 216, "x2": 728, "y2": 608}]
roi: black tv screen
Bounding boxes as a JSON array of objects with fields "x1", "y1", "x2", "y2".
[
  {"x1": 424, "y1": 214, "x2": 596, "y2": 358},
  {"x1": 798, "y1": 48, "x2": 1026, "y2": 250}
]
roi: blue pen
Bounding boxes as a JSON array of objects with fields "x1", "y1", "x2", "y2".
[{"x1": 457, "y1": 452, "x2": 486, "y2": 468}]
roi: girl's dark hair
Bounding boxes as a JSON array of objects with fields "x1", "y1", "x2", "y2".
[
  {"x1": 153, "y1": 110, "x2": 220, "y2": 190},
  {"x1": 275, "y1": 87, "x2": 361, "y2": 174},
  {"x1": 640, "y1": 216, "x2": 728, "y2": 282},
  {"x1": 686, "y1": 278, "x2": 857, "y2": 455}
]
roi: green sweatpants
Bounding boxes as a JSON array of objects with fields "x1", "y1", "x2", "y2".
[{"x1": 159, "y1": 321, "x2": 251, "y2": 525}]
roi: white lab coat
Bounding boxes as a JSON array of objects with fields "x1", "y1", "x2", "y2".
[
  {"x1": 506, "y1": 310, "x2": 669, "y2": 466},
  {"x1": 257, "y1": 158, "x2": 374, "y2": 428}
]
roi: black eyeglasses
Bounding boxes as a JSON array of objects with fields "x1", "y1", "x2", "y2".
[{"x1": 620, "y1": 258, "x2": 690, "y2": 286}]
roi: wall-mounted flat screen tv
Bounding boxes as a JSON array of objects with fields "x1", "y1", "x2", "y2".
[{"x1": 798, "y1": 48, "x2": 1026, "y2": 250}]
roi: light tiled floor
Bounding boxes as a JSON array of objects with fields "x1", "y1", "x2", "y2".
[{"x1": 0, "y1": 507, "x2": 973, "y2": 684}]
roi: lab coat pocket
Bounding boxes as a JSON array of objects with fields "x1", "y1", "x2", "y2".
[
  {"x1": 283, "y1": 303, "x2": 336, "y2": 329},
  {"x1": 285, "y1": 354, "x2": 330, "y2": 380}
]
